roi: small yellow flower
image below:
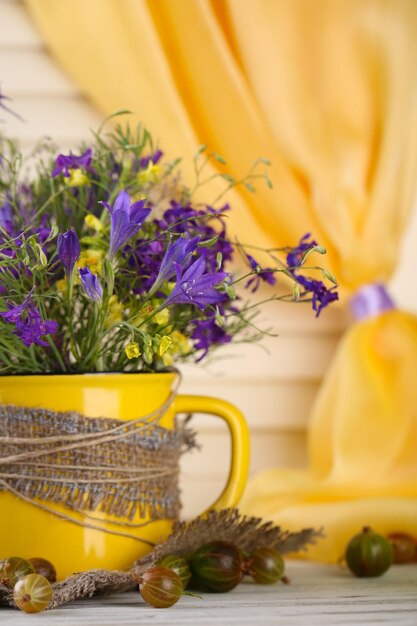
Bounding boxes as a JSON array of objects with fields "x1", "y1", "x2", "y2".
[
  {"x1": 125, "y1": 342, "x2": 141, "y2": 360},
  {"x1": 158, "y1": 335, "x2": 173, "y2": 357},
  {"x1": 85, "y1": 214, "x2": 104, "y2": 232},
  {"x1": 56, "y1": 278, "x2": 67, "y2": 294},
  {"x1": 171, "y1": 331, "x2": 191, "y2": 356},
  {"x1": 104, "y1": 295, "x2": 124, "y2": 328},
  {"x1": 162, "y1": 352, "x2": 174, "y2": 366},
  {"x1": 77, "y1": 249, "x2": 104, "y2": 274},
  {"x1": 153, "y1": 308, "x2": 170, "y2": 326},
  {"x1": 137, "y1": 162, "x2": 161, "y2": 186},
  {"x1": 66, "y1": 170, "x2": 90, "y2": 187}
]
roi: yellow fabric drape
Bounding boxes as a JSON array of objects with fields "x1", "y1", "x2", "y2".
[{"x1": 25, "y1": 0, "x2": 417, "y2": 561}]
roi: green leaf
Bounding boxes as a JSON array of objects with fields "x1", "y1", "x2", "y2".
[
  {"x1": 321, "y1": 269, "x2": 337, "y2": 284},
  {"x1": 195, "y1": 144, "x2": 207, "y2": 156},
  {"x1": 46, "y1": 223, "x2": 59, "y2": 242},
  {"x1": 215, "y1": 307, "x2": 224, "y2": 327},
  {"x1": 199, "y1": 235, "x2": 219, "y2": 247},
  {"x1": 216, "y1": 252, "x2": 223, "y2": 270},
  {"x1": 109, "y1": 109, "x2": 133, "y2": 118},
  {"x1": 225, "y1": 284, "x2": 236, "y2": 299},
  {"x1": 37, "y1": 244, "x2": 48, "y2": 268},
  {"x1": 103, "y1": 259, "x2": 115, "y2": 294},
  {"x1": 292, "y1": 282, "x2": 301, "y2": 301},
  {"x1": 165, "y1": 157, "x2": 182, "y2": 174},
  {"x1": 213, "y1": 152, "x2": 226, "y2": 164},
  {"x1": 80, "y1": 236, "x2": 107, "y2": 250}
]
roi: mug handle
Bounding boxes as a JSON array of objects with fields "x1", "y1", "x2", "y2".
[{"x1": 175, "y1": 395, "x2": 250, "y2": 511}]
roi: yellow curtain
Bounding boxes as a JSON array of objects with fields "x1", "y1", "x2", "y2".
[{"x1": 25, "y1": 0, "x2": 417, "y2": 561}]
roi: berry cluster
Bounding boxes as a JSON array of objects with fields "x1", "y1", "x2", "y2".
[
  {"x1": 4, "y1": 529, "x2": 414, "y2": 613},
  {"x1": 0, "y1": 557, "x2": 55, "y2": 613},
  {"x1": 133, "y1": 541, "x2": 288, "y2": 609},
  {"x1": 344, "y1": 527, "x2": 417, "y2": 577},
  {"x1": 0, "y1": 543, "x2": 287, "y2": 613}
]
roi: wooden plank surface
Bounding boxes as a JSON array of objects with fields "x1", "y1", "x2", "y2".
[{"x1": 2, "y1": 561, "x2": 416, "y2": 625}]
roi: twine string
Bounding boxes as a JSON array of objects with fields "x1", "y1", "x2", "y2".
[
  {"x1": 0, "y1": 374, "x2": 196, "y2": 543},
  {"x1": 0, "y1": 374, "x2": 181, "y2": 465},
  {"x1": 0, "y1": 478, "x2": 157, "y2": 546}
]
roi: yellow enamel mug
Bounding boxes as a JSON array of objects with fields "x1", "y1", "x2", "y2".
[{"x1": 0, "y1": 372, "x2": 250, "y2": 580}]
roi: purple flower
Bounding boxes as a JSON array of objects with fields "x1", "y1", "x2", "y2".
[
  {"x1": 286, "y1": 233, "x2": 317, "y2": 268},
  {"x1": 125, "y1": 239, "x2": 165, "y2": 295},
  {"x1": 150, "y1": 235, "x2": 200, "y2": 295},
  {"x1": 139, "y1": 149, "x2": 163, "y2": 169},
  {"x1": 0, "y1": 198, "x2": 13, "y2": 235},
  {"x1": 79, "y1": 267, "x2": 103, "y2": 303},
  {"x1": 57, "y1": 229, "x2": 80, "y2": 274},
  {"x1": 0, "y1": 288, "x2": 58, "y2": 347},
  {"x1": 52, "y1": 148, "x2": 93, "y2": 178},
  {"x1": 296, "y1": 275, "x2": 339, "y2": 317},
  {"x1": 163, "y1": 256, "x2": 228, "y2": 310},
  {"x1": 0, "y1": 287, "x2": 34, "y2": 322},
  {"x1": 192, "y1": 316, "x2": 232, "y2": 361},
  {"x1": 245, "y1": 254, "x2": 276, "y2": 293},
  {"x1": 99, "y1": 190, "x2": 151, "y2": 258},
  {"x1": 286, "y1": 234, "x2": 338, "y2": 316},
  {"x1": 156, "y1": 201, "x2": 233, "y2": 273},
  {"x1": 14, "y1": 304, "x2": 58, "y2": 347}
]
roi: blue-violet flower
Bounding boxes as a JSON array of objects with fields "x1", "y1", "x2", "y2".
[
  {"x1": 286, "y1": 234, "x2": 339, "y2": 316},
  {"x1": 163, "y1": 256, "x2": 228, "y2": 310},
  {"x1": 57, "y1": 229, "x2": 80, "y2": 275},
  {"x1": 286, "y1": 233, "x2": 318, "y2": 268},
  {"x1": 79, "y1": 267, "x2": 103, "y2": 303},
  {"x1": 139, "y1": 149, "x2": 163, "y2": 169},
  {"x1": 192, "y1": 316, "x2": 232, "y2": 361},
  {"x1": 52, "y1": 148, "x2": 93, "y2": 178},
  {"x1": 295, "y1": 275, "x2": 339, "y2": 317},
  {"x1": 0, "y1": 287, "x2": 34, "y2": 322},
  {"x1": 14, "y1": 304, "x2": 59, "y2": 347},
  {"x1": 99, "y1": 189, "x2": 151, "y2": 258},
  {"x1": 150, "y1": 234, "x2": 200, "y2": 295},
  {"x1": 245, "y1": 254, "x2": 276, "y2": 292}
]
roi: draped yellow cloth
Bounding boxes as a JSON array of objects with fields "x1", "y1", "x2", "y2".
[{"x1": 25, "y1": 0, "x2": 417, "y2": 561}]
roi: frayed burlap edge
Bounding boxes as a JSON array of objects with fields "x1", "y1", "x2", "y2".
[{"x1": 0, "y1": 508, "x2": 323, "y2": 610}]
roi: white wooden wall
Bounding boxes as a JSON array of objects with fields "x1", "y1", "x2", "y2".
[{"x1": 2, "y1": 0, "x2": 417, "y2": 518}]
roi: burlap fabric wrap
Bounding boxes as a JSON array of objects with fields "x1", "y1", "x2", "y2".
[{"x1": 0, "y1": 404, "x2": 196, "y2": 526}]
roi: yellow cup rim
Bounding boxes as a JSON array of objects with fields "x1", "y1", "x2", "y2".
[{"x1": 0, "y1": 370, "x2": 178, "y2": 385}]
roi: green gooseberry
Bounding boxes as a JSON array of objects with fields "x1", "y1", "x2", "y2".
[
  {"x1": 28, "y1": 557, "x2": 57, "y2": 584},
  {"x1": 246, "y1": 547, "x2": 285, "y2": 584},
  {"x1": 189, "y1": 541, "x2": 243, "y2": 593},
  {"x1": 13, "y1": 573, "x2": 52, "y2": 613},
  {"x1": 345, "y1": 527, "x2": 393, "y2": 577},
  {"x1": 387, "y1": 533, "x2": 417, "y2": 564},
  {"x1": 135, "y1": 566, "x2": 183, "y2": 609},
  {"x1": 156, "y1": 554, "x2": 191, "y2": 589},
  {"x1": 0, "y1": 557, "x2": 35, "y2": 587}
]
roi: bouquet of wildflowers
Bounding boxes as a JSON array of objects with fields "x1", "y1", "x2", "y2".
[{"x1": 0, "y1": 106, "x2": 338, "y2": 374}]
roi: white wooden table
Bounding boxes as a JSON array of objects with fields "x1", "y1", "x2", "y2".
[{"x1": 2, "y1": 561, "x2": 417, "y2": 625}]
